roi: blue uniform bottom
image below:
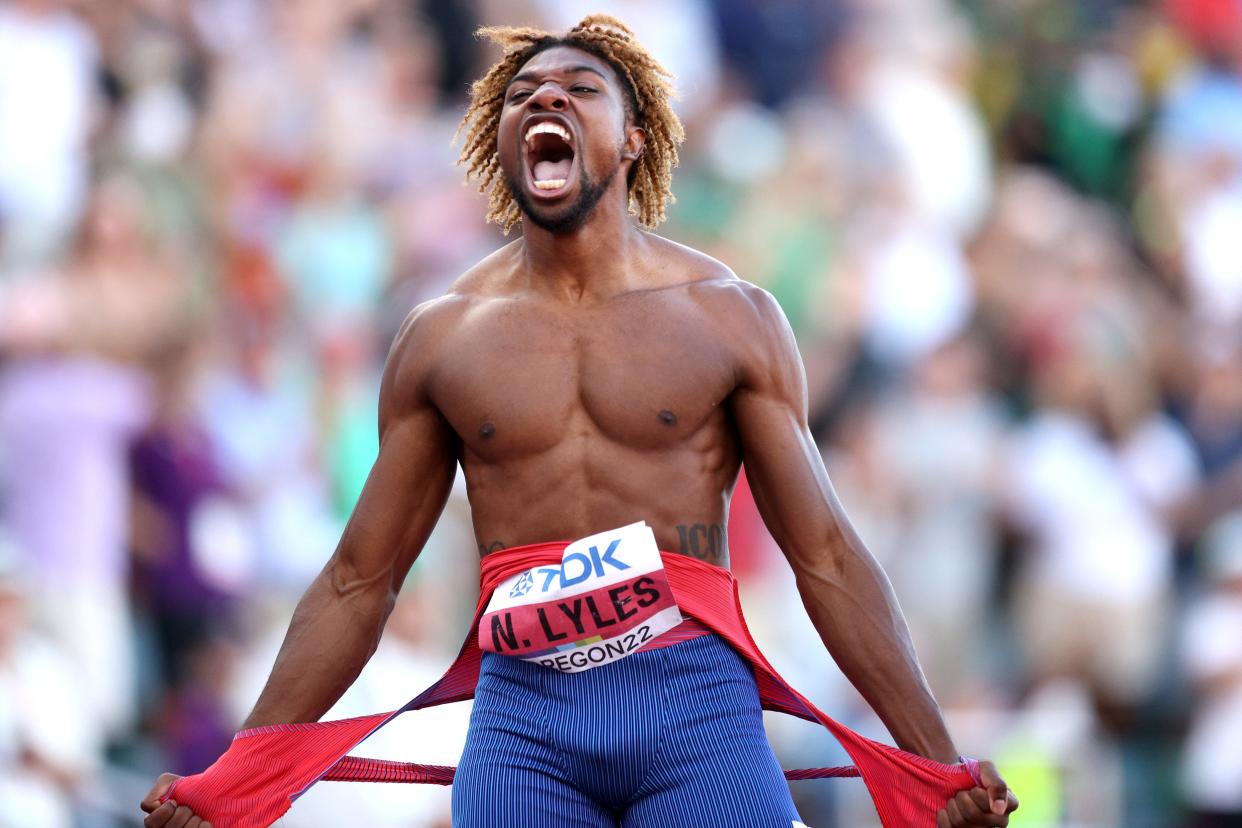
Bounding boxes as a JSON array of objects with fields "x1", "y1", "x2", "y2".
[{"x1": 451, "y1": 634, "x2": 804, "y2": 827}]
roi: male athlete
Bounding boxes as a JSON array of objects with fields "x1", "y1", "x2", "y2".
[{"x1": 143, "y1": 15, "x2": 1018, "y2": 828}]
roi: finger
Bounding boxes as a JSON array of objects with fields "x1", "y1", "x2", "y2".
[
  {"x1": 168, "y1": 805, "x2": 195, "y2": 828},
  {"x1": 141, "y1": 774, "x2": 178, "y2": 812},
  {"x1": 936, "y1": 808, "x2": 951, "y2": 828},
  {"x1": 980, "y1": 760, "x2": 1010, "y2": 815},
  {"x1": 966, "y1": 786, "x2": 994, "y2": 813},
  {"x1": 186, "y1": 817, "x2": 202, "y2": 828},
  {"x1": 955, "y1": 789, "x2": 1007, "y2": 826},
  {"x1": 954, "y1": 790, "x2": 987, "y2": 821},
  {"x1": 203, "y1": 823, "x2": 213, "y2": 828},
  {"x1": 945, "y1": 796, "x2": 967, "y2": 827},
  {"x1": 1007, "y1": 789, "x2": 1020, "y2": 813},
  {"x1": 144, "y1": 800, "x2": 176, "y2": 828}
]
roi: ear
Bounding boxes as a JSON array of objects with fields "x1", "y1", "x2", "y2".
[{"x1": 622, "y1": 125, "x2": 647, "y2": 164}]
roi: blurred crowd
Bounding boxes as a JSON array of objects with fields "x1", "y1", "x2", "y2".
[{"x1": 0, "y1": 0, "x2": 1240, "y2": 826}]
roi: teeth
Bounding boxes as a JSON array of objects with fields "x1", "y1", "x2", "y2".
[
  {"x1": 533, "y1": 179, "x2": 567, "y2": 190},
  {"x1": 525, "y1": 122, "x2": 571, "y2": 144}
]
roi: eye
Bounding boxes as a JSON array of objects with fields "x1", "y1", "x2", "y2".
[
  {"x1": 508, "y1": 89, "x2": 532, "y2": 102},
  {"x1": 571, "y1": 85, "x2": 597, "y2": 94}
]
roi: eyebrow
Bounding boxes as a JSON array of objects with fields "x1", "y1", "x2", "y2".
[{"x1": 508, "y1": 65, "x2": 610, "y2": 88}]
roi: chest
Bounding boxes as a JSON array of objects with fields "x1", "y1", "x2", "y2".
[{"x1": 430, "y1": 296, "x2": 736, "y2": 454}]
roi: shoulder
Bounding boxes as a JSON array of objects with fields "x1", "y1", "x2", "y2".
[
  {"x1": 382, "y1": 243, "x2": 522, "y2": 404},
  {"x1": 644, "y1": 234, "x2": 788, "y2": 325},
  {"x1": 380, "y1": 295, "x2": 464, "y2": 417},
  {"x1": 389, "y1": 241, "x2": 523, "y2": 359},
  {"x1": 645, "y1": 234, "x2": 800, "y2": 389},
  {"x1": 387, "y1": 293, "x2": 469, "y2": 367},
  {"x1": 662, "y1": 239, "x2": 793, "y2": 349}
]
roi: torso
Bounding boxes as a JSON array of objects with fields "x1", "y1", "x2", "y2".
[{"x1": 420, "y1": 235, "x2": 756, "y2": 567}]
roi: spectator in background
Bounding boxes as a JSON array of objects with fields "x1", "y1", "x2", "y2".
[
  {"x1": 710, "y1": 0, "x2": 848, "y2": 109},
  {"x1": 129, "y1": 334, "x2": 237, "y2": 689},
  {"x1": 194, "y1": 322, "x2": 343, "y2": 590},
  {"x1": 1175, "y1": 342, "x2": 1242, "y2": 544},
  {"x1": 1004, "y1": 325, "x2": 1199, "y2": 722},
  {"x1": 1157, "y1": 0, "x2": 1242, "y2": 322},
  {"x1": 1180, "y1": 511, "x2": 1242, "y2": 827},
  {"x1": 0, "y1": 173, "x2": 190, "y2": 740},
  {"x1": 812, "y1": 1, "x2": 988, "y2": 370},
  {"x1": 364, "y1": 6, "x2": 493, "y2": 309},
  {"x1": 869, "y1": 334, "x2": 1009, "y2": 703},
  {"x1": 0, "y1": 0, "x2": 98, "y2": 268},
  {"x1": 0, "y1": 530, "x2": 104, "y2": 828}
]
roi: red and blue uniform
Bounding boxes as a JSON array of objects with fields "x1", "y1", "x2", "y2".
[{"x1": 454, "y1": 627, "x2": 800, "y2": 826}]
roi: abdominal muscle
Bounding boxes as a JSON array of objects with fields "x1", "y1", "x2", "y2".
[{"x1": 462, "y1": 437, "x2": 737, "y2": 567}]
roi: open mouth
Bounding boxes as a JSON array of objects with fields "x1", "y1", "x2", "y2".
[{"x1": 524, "y1": 120, "x2": 576, "y2": 196}]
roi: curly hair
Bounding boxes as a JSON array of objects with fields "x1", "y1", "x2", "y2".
[{"x1": 456, "y1": 14, "x2": 684, "y2": 233}]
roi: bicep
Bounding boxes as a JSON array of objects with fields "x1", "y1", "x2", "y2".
[
  {"x1": 729, "y1": 291, "x2": 853, "y2": 569},
  {"x1": 732, "y1": 384, "x2": 849, "y2": 566},
  {"x1": 333, "y1": 405, "x2": 457, "y2": 589},
  {"x1": 329, "y1": 310, "x2": 459, "y2": 594}
]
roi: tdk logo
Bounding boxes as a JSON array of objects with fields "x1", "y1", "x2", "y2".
[
  {"x1": 512, "y1": 539, "x2": 633, "y2": 598},
  {"x1": 509, "y1": 570, "x2": 535, "y2": 598},
  {"x1": 560, "y1": 540, "x2": 630, "y2": 587}
]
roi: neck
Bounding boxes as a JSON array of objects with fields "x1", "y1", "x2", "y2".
[{"x1": 518, "y1": 194, "x2": 645, "y2": 301}]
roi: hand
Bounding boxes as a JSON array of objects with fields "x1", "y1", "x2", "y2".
[
  {"x1": 936, "y1": 760, "x2": 1019, "y2": 827},
  {"x1": 140, "y1": 773, "x2": 213, "y2": 828}
]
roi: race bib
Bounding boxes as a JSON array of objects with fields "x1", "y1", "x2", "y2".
[{"x1": 478, "y1": 522, "x2": 682, "y2": 673}]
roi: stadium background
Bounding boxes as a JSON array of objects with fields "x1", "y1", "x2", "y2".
[{"x1": 1, "y1": 0, "x2": 1241, "y2": 825}]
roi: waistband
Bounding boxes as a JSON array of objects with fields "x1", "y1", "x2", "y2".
[{"x1": 479, "y1": 540, "x2": 711, "y2": 656}]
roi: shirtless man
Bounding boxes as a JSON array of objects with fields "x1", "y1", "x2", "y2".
[{"x1": 143, "y1": 15, "x2": 1018, "y2": 828}]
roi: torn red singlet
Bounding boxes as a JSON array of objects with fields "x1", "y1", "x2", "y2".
[{"x1": 164, "y1": 542, "x2": 982, "y2": 827}]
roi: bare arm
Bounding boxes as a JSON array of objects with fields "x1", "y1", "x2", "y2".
[
  {"x1": 728, "y1": 287, "x2": 958, "y2": 763},
  {"x1": 243, "y1": 304, "x2": 458, "y2": 727}
]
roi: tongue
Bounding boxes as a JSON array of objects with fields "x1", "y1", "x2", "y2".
[{"x1": 533, "y1": 159, "x2": 572, "y2": 183}]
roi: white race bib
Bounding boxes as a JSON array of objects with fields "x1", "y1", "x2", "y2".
[{"x1": 478, "y1": 522, "x2": 683, "y2": 673}]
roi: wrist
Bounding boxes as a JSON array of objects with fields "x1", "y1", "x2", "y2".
[{"x1": 903, "y1": 732, "x2": 958, "y2": 765}]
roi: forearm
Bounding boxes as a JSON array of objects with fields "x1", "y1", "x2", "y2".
[
  {"x1": 795, "y1": 539, "x2": 958, "y2": 763},
  {"x1": 242, "y1": 563, "x2": 394, "y2": 728}
]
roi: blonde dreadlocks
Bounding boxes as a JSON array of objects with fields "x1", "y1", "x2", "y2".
[{"x1": 456, "y1": 14, "x2": 684, "y2": 233}]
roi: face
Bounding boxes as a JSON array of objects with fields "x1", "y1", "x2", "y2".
[{"x1": 497, "y1": 45, "x2": 644, "y2": 234}]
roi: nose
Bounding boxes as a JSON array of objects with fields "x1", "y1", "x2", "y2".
[{"x1": 528, "y1": 82, "x2": 568, "y2": 111}]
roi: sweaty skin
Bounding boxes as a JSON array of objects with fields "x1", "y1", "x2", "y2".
[{"x1": 143, "y1": 44, "x2": 1016, "y2": 828}]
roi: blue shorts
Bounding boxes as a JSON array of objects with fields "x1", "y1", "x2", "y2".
[{"x1": 452, "y1": 633, "x2": 804, "y2": 827}]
